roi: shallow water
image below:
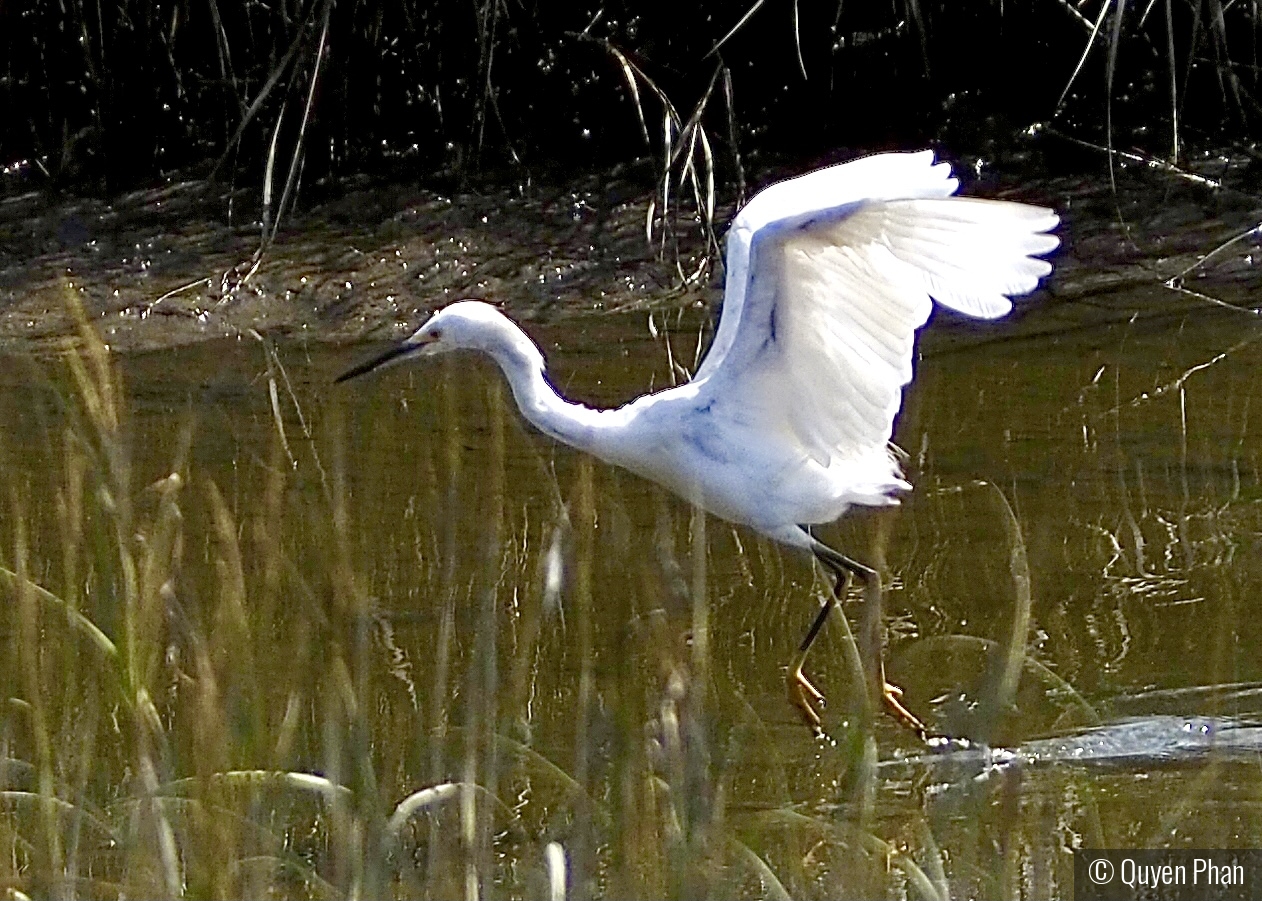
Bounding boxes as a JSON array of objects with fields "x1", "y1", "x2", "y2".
[
  {"x1": 4, "y1": 272, "x2": 1262, "y2": 897},
  {"x1": 4, "y1": 158, "x2": 1262, "y2": 896}
]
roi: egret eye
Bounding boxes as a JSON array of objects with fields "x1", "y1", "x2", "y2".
[{"x1": 429, "y1": 328, "x2": 443, "y2": 341}]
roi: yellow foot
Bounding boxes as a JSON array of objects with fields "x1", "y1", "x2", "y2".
[
  {"x1": 882, "y1": 681, "x2": 928, "y2": 738},
  {"x1": 787, "y1": 664, "x2": 825, "y2": 731},
  {"x1": 787, "y1": 667, "x2": 929, "y2": 740}
]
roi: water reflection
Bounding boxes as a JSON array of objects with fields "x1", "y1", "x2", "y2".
[{"x1": 1, "y1": 289, "x2": 1260, "y2": 898}]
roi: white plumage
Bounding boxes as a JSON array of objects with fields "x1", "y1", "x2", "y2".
[{"x1": 340, "y1": 150, "x2": 1059, "y2": 733}]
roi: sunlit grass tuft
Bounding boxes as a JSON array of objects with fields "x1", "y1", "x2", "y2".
[
  {"x1": 0, "y1": 285, "x2": 897, "y2": 898},
  {"x1": 7, "y1": 287, "x2": 1260, "y2": 897}
]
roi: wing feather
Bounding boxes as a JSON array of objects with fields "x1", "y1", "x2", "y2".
[{"x1": 689, "y1": 152, "x2": 1058, "y2": 489}]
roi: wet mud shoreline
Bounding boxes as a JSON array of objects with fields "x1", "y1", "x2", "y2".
[{"x1": 2, "y1": 156, "x2": 1260, "y2": 357}]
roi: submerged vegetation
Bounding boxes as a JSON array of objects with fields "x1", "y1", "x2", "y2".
[
  {"x1": 0, "y1": 291, "x2": 943, "y2": 897},
  {"x1": 3, "y1": 285, "x2": 1261, "y2": 897}
]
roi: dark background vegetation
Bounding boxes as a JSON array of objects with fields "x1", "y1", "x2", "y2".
[{"x1": 3, "y1": 0, "x2": 1260, "y2": 195}]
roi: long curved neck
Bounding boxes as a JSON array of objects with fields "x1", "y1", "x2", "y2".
[{"x1": 486, "y1": 336, "x2": 614, "y2": 455}]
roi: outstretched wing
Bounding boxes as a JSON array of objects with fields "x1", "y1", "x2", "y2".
[{"x1": 690, "y1": 150, "x2": 1059, "y2": 477}]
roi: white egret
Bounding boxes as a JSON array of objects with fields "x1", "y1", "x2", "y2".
[{"x1": 339, "y1": 150, "x2": 1059, "y2": 736}]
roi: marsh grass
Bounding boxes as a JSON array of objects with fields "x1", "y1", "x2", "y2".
[
  {"x1": 0, "y1": 290, "x2": 949, "y2": 899},
  {"x1": 5, "y1": 292, "x2": 1262, "y2": 896}
]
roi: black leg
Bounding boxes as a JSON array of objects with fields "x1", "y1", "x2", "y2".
[
  {"x1": 787, "y1": 535, "x2": 928, "y2": 740},
  {"x1": 798, "y1": 583, "x2": 840, "y2": 654}
]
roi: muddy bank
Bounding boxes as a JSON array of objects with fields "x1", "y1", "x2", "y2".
[
  {"x1": 0, "y1": 169, "x2": 705, "y2": 356},
  {"x1": 2, "y1": 157, "x2": 1260, "y2": 356}
]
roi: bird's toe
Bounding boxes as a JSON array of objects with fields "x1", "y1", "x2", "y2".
[
  {"x1": 882, "y1": 681, "x2": 927, "y2": 738},
  {"x1": 787, "y1": 667, "x2": 826, "y2": 728}
]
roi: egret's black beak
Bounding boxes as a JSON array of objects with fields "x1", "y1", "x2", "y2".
[{"x1": 336, "y1": 341, "x2": 415, "y2": 383}]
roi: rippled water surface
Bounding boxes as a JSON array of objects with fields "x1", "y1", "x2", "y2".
[{"x1": 3, "y1": 176, "x2": 1262, "y2": 898}]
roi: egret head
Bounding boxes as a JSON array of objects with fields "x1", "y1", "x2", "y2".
[{"x1": 336, "y1": 300, "x2": 536, "y2": 383}]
